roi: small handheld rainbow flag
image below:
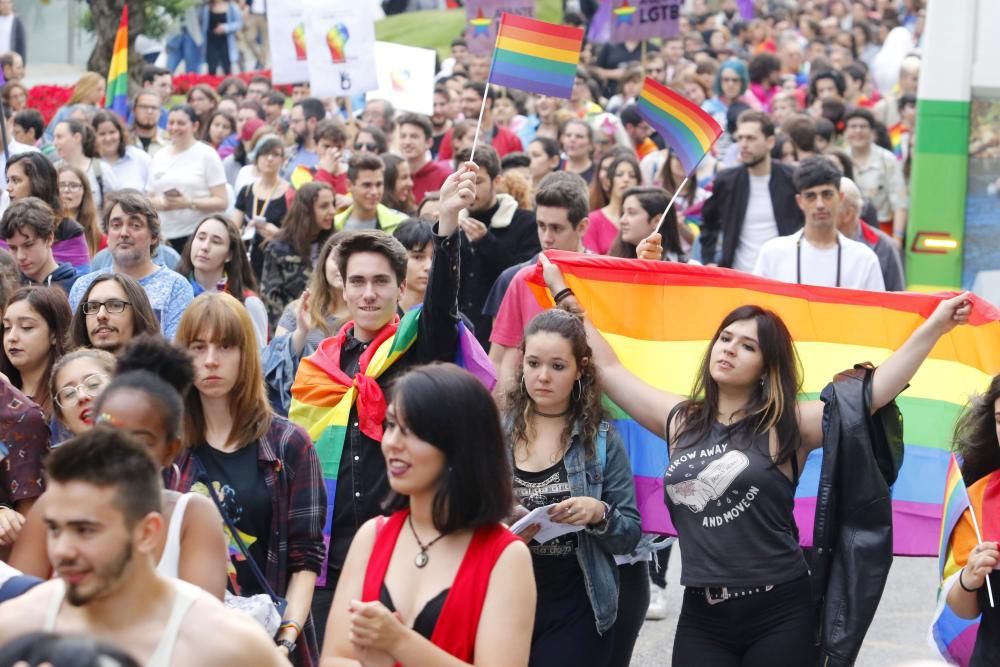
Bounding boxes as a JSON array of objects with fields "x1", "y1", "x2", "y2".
[
  {"x1": 636, "y1": 76, "x2": 723, "y2": 175},
  {"x1": 105, "y1": 5, "x2": 129, "y2": 119},
  {"x1": 939, "y1": 454, "x2": 972, "y2": 579},
  {"x1": 488, "y1": 14, "x2": 584, "y2": 100}
]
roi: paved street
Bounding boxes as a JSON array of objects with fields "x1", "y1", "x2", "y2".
[{"x1": 632, "y1": 548, "x2": 944, "y2": 666}]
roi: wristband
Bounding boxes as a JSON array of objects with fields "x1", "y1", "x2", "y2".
[
  {"x1": 280, "y1": 620, "x2": 303, "y2": 637},
  {"x1": 553, "y1": 288, "x2": 574, "y2": 304},
  {"x1": 959, "y1": 567, "x2": 982, "y2": 592}
]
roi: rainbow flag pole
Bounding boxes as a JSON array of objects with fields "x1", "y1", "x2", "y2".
[
  {"x1": 105, "y1": 4, "x2": 130, "y2": 119},
  {"x1": 940, "y1": 454, "x2": 995, "y2": 608},
  {"x1": 470, "y1": 13, "x2": 584, "y2": 163},
  {"x1": 634, "y1": 76, "x2": 723, "y2": 234}
]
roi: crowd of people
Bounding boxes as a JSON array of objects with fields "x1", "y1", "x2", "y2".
[{"x1": 0, "y1": 0, "x2": 997, "y2": 665}]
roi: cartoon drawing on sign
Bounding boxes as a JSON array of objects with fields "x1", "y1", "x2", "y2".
[
  {"x1": 292, "y1": 23, "x2": 307, "y2": 60},
  {"x1": 469, "y1": 8, "x2": 492, "y2": 36},
  {"x1": 390, "y1": 69, "x2": 410, "y2": 92},
  {"x1": 327, "y1": 23, "x2": 349, "y2": 64},
  {"x1": 666, "y1": 450, "x2": 749, "y2": 513},
  {"x1": 613, "y1": 0, "x2": 637, "y2": 25}
]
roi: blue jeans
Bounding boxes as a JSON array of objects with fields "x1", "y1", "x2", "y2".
[{"x1": 166, "y1": 31, "x2": 203, "y2": 73}]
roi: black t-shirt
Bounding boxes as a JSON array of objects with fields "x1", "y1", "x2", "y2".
[
  {"x1": 514, "y1": 458, "x2": 584, "y2": 603},
  {"x1": 972, "y1": 574, "x2": 1000, "y2": 665},
  {"x1": 235, "y1": 183, "x2": 289, "y2": 279},
  {"x1": 196, "y1": 442, "x2": 273, "y2": 596},
  {"x1": 664, "y1": 419, "x2": 808, "y2": 587}
]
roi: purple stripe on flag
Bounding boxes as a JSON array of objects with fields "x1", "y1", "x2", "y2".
[
  {"x1": 737, "y1": 0, "x2": 754, "y2": 20},
  {"x1": 634, "y1": 475, "x2": 674, "y2": 534},
  {"x1": 489, "y1": 71, "x2": 572, "y2": 99},
  {"x1": 587, "y1": 0, "x2": 611, "y2": 43}
]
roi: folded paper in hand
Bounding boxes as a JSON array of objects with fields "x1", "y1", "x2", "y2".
[{"x1": 510, "y1": 504, "x2": 585, "y2": 544}]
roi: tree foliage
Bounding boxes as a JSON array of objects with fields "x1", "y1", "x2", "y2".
[{"x1": 83, "y1": 0, "x2": 196, "y2": 79}]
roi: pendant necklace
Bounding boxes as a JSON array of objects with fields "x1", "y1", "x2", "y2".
[{"x1": 408, "y1": 512, "x2": 446, "y2": 568}]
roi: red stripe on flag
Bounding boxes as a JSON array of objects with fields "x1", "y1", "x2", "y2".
[{"x1": 499, "y1": 13, "x2": 585, "y2": 42}]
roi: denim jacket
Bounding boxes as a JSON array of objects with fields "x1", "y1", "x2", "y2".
[{"x1": 509, "y1": 420, "x2": 642, "y2": 633}]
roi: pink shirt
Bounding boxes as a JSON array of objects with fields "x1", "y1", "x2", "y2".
[
  {"x1": 489, "y1": 265, "x2": 544, "y2": 348},
  {"x1": 583, "y1": 208, "x2": 618, "y2": 255}
]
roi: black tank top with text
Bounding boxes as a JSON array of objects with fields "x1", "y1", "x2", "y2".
[{"x1": 664, "y1": 418, "x2": 808, "y2": 587}]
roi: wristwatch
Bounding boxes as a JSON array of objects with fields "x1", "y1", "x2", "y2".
[
  {"x1": 277, "y1": 638, "x2": 296, "y2": 654},
  {"x1": 589, "y1": 501, "x2": 612, "y2": 531}
]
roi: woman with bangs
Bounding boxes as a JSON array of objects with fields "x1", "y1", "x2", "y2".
[
  {"x1": 539, "y1": 254, "x2": 975, "y2": 666},
  {"x1": 171, "y1": 292, "x2": 326, "y2": 666}
]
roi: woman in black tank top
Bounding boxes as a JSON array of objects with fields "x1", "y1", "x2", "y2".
[{"x1": 540, "y1": 254, "x2": 973, "y2": 666}]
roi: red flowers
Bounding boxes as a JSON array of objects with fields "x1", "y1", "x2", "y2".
[{"x1": 26, "y1": 85, "x2": 73, "y2": 125}]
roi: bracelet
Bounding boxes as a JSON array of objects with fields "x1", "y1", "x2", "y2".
[
  {"x1": 279, "y1": 620, "x2": 303, "y2": 637},
  {"x1": 959, "y1": 568, "x2": 982, "y2": 592},
  {"x1": 553, "y1": 288, "x2": 574, "y2": 304}
]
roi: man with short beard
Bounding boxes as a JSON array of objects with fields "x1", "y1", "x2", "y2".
[
  {"x1": 68, "y1": 190, "x2": 192, "y2": 339},
  {"x1": 281, "y1": 97, "x2": 326, "y2": 180},
  {"x1": 129, "y1": 91, "x2": 168, "y2": 155},
  {"x1": 701, "y1": 110, "x2": 804, "y2": 270},
  {"x1": 0, "y1": 429, "x2": 285, "y2": 666}
]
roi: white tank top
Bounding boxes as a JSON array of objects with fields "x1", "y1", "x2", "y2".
[
  {"x1": 156, "y1": 492, "x2": 193, "y2": 579},
  {"x1": 43, "y1": 578, "x2": 200, "y2": 667}
]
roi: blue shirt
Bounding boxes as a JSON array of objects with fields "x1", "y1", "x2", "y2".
[{"x1": 69, "y1": 266, "x2": 194, "y2": 339}]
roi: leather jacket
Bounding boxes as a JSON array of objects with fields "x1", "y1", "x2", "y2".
[{"x1": 810, "y1": 364, "x2": 904, "y2": 666}]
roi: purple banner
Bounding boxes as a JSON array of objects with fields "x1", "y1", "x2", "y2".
[
  {"x1": 608, "y1": 0, "x2": 682, "y2": 43},
  {"x1": 464, "y1": 0, "x2": 535, "y2": 56}
]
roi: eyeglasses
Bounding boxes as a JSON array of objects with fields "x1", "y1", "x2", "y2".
[
  {"x1": 721, "y1": 77, "x2": 743, "y2": 84},
  {"x1": 82, "y1": 298, "x2": 131, "y2": 315},
  {"x1": 354, "y1": 142, "x2": 378, "y2": 152},
  {"x1": 59, "y1": 183, "x2": 83, "y2": 192},
  {"x1": 55, "y1": 372, "x2": 109, "y2": 409}
]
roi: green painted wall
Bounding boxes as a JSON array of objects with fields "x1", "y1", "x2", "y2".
[{"x1": 907, "y1": 98, "x2": 970, "y2": 289}]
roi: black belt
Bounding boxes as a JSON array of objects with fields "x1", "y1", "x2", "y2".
[{"x1": 687, "y1": 584, "x2": 775, "y2": 605}]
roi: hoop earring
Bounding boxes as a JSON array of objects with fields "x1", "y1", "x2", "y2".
[
  {"x1": 572, "y1": 379, "x2": 582, "y2": 401},
  {"x1": 169, "y1": 462, "x2": 181, "y2": 488}
]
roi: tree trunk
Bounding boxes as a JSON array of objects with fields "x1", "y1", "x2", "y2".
[{"x1": 86, "y1": 0, "x2": 147, "y2": 91}]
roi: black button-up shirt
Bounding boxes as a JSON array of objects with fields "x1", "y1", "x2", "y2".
[{"x1": 327, "y1": 228, "x2": 462, "y2": 578}]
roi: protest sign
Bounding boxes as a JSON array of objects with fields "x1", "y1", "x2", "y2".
[
  {"x1": 464, "y1": 0, "x2": 535, "y2": 56},
  {"x1": 608, "y1": 0, "x2": 682, "y2": 43},
  {"x1": 267, "y1": 3, "x2": 309, "y2": 84},
  {"x1": 369, "y1": 42, "x2": 437, "y2": 115},
  {"x1": 303, "y1": 0, "x2": 378, "y2": 97}
]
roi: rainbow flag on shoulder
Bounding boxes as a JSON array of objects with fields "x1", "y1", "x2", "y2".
[
  {"x1": 930, "y1": 461, "x2": 1000, "y2": 665},
  {"x1": 488, "y1": 14, "x2": 584, "y2": 99},
  {"x1": 528, "y1": 252, "x2": 1000, "y2": 557},
  {"x1": 637, "y1": 77, "x2": 723, "y2": 175},
  {"x1": 105, "y1": 5, "x2": 129, "y2": 119}
]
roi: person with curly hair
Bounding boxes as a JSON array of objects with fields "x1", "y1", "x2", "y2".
[{"x1": 504, "y1": 308, "x2": 641, "y2": 666}]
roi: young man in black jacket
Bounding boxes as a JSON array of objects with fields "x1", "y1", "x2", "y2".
[
  {"x1": 453, "y1": 145, "x2": 540, "y2": 347},
  {"x1": 700, "y1": 110, "x2": 804, "y2": 270}
]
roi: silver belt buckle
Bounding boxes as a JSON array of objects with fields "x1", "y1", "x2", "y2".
[{"x1": 705, "y1": 586, "x2": 729, "y2": 605}]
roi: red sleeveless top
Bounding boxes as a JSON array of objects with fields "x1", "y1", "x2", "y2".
[{"x1": 361, "y1": 510, "x2": 519, "y2": 663}]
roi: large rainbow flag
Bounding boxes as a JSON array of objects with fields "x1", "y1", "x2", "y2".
[
  {"x1": 105, "y1": 5, "x2": 129, "y2": 119},
  {"x1": 488, "y1": 14, "x2": 584, "y2": 100},
  {"x1": 636, "y1": 76, "x2": 723, "y2": 174},
  {"x1": 528, "y1": 252, "x2": 1000, "y2": 556}
]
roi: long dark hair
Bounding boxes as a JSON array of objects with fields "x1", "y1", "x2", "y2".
[
  {"x1": 676, "y1": 305, "x2": 802, "y2": 465},
  {"x1": 953, "y1": 375, "x2": 1000, "y2": 486},
  {"x1": 504, "y1": 307, "x2": 605, "y2": 461},
  {"x1": 176, "y1": 215, "x2": 259, "y2": 304},
  {"x1": 1, "y1": 286, "x2": 73, "y2": 416},
  {"x1": 275, "y1": 181, "x2": 333, "y2": 260},
  {"x1": 608, "y1": 186, "x2": 685, "y2": 260},
  {"x1": 380, "y1": 153, "x2": 415, "y2": 214},
  {"x1": 384, "y1": 363, "x2": 512, "y2": 534},
  {"x1": 7, "y1": 153, "x2": 60, "y2": 211}
]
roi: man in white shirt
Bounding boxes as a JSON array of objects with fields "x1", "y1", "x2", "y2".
[{"x1": 754, "y1": 157, "x2": 885, "y2": 291}]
